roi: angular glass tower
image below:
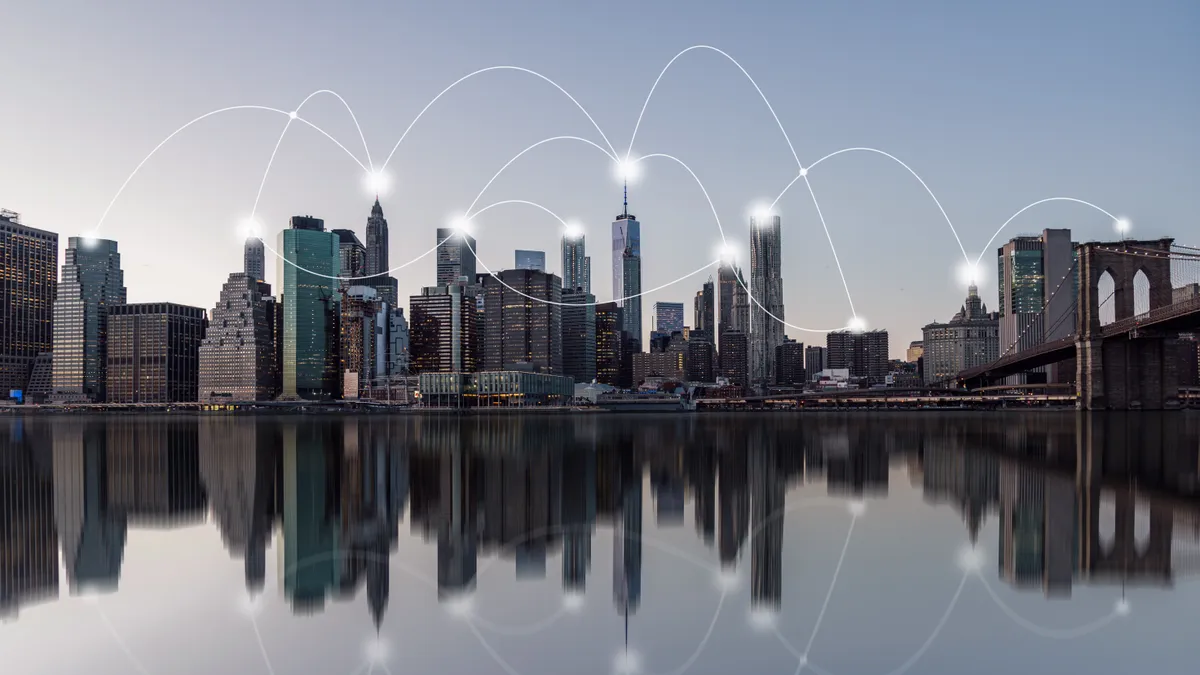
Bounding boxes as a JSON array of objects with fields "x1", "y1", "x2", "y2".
[
  {"x1": 749, "y1": 214, "x2": 784, "y2": 391},
  {"x1": 278, "y1": 216, "x2": 340, "y2": 400},
  {"x1": 51, "y1": 237, "x2": 126, "y2": 402},
  {"x1": 612, "y1": 185, "x2": 641, "y2": 348}
]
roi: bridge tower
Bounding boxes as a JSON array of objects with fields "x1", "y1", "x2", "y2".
[{"x1": 1076, "y1": 238, "x2": 1179, "y2": 410}]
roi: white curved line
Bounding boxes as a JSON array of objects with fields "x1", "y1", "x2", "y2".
[
  {"x1": 464, "y1": 619, "x2": 528, "y2": 675},
  {"x1": 626, "y1": 45, "x2": 800, "y2": 168},
  {"x1": 800, "y1": 175, "x2": 857, "y2": 318},
  {"x1": 288, "y1": 116, "x2": 369, "y2": 172},
  {"x1": 92, "y1": 105, "x2": 289, "y2": 234},
  {"x1": 633, "y1": 152, "x2": 852, "y2": 333},
  {"x1": 251, "y1": 116, "x2": 296, "y2": 216},
  {"x1": 792, "y1": 147, "x2": 969, "y2": 263},
  {"x1": 978, "y1": 574, "x2": 1119, "y2": 639},
  {"x1": 804, "y1": 515, "x2": 857, "y2": 654},
  {"x1": 874, "y1": 573, "x2": 968, "y2": 675},
  {"x1": 94, "y1": 606, "x2": 153, "y2": 675},
  {"x1": 380, "y1": 65, "x2": 618, "y2": 171},
  {"x1": 249, "y1": 615, "x2": 278, "y2": 675},
  {"x1": 302, "y1": 89, "x2": 374, "y2": 170},
  {"x1": 465, "y1": 135, "x2": 616, "y2": 216},
  {"x1": 974, "y1": 197, "x2": 1120, "y2": 267},
  {"x1": 261, "y1": 234, "x2": 451, "y2": 282}
]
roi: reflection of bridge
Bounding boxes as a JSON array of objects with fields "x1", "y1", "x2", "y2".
[{"x1": 959, "y1": 239, "x2": 1200, "y2": 409}]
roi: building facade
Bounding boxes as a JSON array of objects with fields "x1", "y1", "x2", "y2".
[
  {"x1": 907, "y1": 341, "x2": 925, "y2": 363},
  {"x1": 479, "y1": 269, "x2": 563, "y2": 374},
  {"x1": 694, "y1": 279, "x2": 715, "y2": 338},
  {"x1": 332, "y1": 229, "x2": 366, "y2": 290},
  {"x1": 278, "y1": 216, "x2": 341, "y2": 400},
  {"x1": 921, "y1": 284, "x2": 1000, "y2": 385},
  {"x1": 244, "y1": 237, "x2": 265, "y2": 283},
  {"x1": 561, "y1": 232, "x2": 589, "y2": 294},
  {"x1": 774, "y1": 339, "x2": 805, "y2": 387},
  {"x1": 340, "y1": 286, "x2": 381, "y2": 398},
  {"x1": 612, "y1": 200, "x2": 642, "y2": 348},
  {"x1": 826, "y1": 329, "x2": 890, "y2": 384},
  {"x1": 654, "y1": 302, "x2": 684, "y2": 338},
  {"x1": 388, "y1": 307, "x2": 410, "y2": 376},
  {"x1": 804, "y1": 345, "x2": 827, "y2": 382},
  {"x1": 595, "y1": 302, "x2": 624, "y2": 388},
  {"x1": 514, "y1": 250, "x2": 545, "y2": 272},
  {"x1": 562, "y1": 290, "x2": 596, "y2": 384},
  {"x1": 436, "y1": 228, "x2": 477, "y2": 287},
  {"x1": 719, "y1": 330, "x2": 748, "y2": 387},
  {"x1": 106, "y1": 303, "x2": 207, "y2": 403},
  {"x1": 0, "y1": 209, "x2": 57, "y2": 394},
  {"x1": 749, "y1": 214, "x2": 785, "y2": 391},
  {"x1": 52, "y1": 237, "x2": 126, "y2": 402},
  {"x1": 409, "y1": 282, "x2": 478, "y2": 374},
  {"x1": 997, "y1": 229, "x2": 1076, "y2": 383},
  {"x1": 198, "y1": 273, "x2": 280, "y2": 402}
]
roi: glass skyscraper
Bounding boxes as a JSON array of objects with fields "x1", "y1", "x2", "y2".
[
  {"x1": 749, "y1": 214, "x2": 785, "y2": 391},
  {"x1": 654, "y1": 302, "x2": 684, "y2": 335},
  {"x1": 278, "y1": 216, "x2": 340, "y2": 400},
  {"x1": 996, "y1": 229, "x2": 1076, "y2": 383},
  {"x1": 612, "y1": 197, "x2": 641, "y2": 348},
  {"x1": 244, "y1": 237, "x2": 265, "y2": 283},
  {"x1": 514, "y1": 250, "x2": 546, "y2": 273},
  {"x1": 436, "y1": 228, "x2": 477, "y2": 287},
  {"x1": 51, "y1": 237, "x2": 126, "y2": 402},
  {"x1": 0, "y1": 209, "x2": 57, "y2": 394},
  {"x1": 561, "y1": 232, "x2": 589, "y2": 293}
]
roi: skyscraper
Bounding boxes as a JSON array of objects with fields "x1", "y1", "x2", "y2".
[
  {"x1": 595, "y1": 302, "x2": 624, "y2": 387},
  {"x1": 562, "y1": 290, "x2": 597, "y2": 384},
  {"x1": 479, "y1": 269, "x2": 563, "y2": 373},
  {"x1": 718, "y1": 258, "x2": 750, "y2": 337},
  {"x1": 106, "y1": 303, "x2": 207, "y2": 403},
  {"x1": 922, "y1": 284, "x2": 1000, "y2": 385},
  {"x1": 198, "y1": 273, "x2": 280, "y2": 402},
  {"x1": 514, "y1": 250, "x2": 546, "y2": 272},
  {"x1": 694, "y1": 279, "x2": 715, "y2": 338},
  {"x1": 244, "y1": 237, "x2": 265, "y2": 283},
  {"x1": 653, "y1": 302, "x2": 684, "y2": 337},
  {"x1": 826, "y1": 329, "x2": 890, "y2": 384},
  {"x1": 339, "y1": 286, "x2": 381, "y2": 398},
  {"x1": 365, "y1": 198, "x2": 389, "y2": 279},
  {"x1": 408, "y1": 282, "x2": 478, "y2": 374},
  {"x1": 278, "y1": 216, "x2": 340, "y2": 400},
  {"x1": 0, "y1": 209, "x2": 57, "y2": 394},
  {"x1": 436, "y1": 228, "x2": 477, "y2": 287},
  {"x1": 612, "y1": 186, "x2": 642, "y2": 348},
  {"x1": 332, "y1": 229, "x2": 366, "y2": 289},
  {"x1": 562, "y1": 231, "x2": 589, "y2": 293},
  {"x1": 51, "y1": 237, "x2": 126, "y2": 402},
  {"x1": 997, "y1": 229, "x2": 1076, "y2": 383},
  {"x1": 774, "y1": 338, "x2": 805, "y2": 387},
  {"x1": 804, "y1": 345, "x2": 827, "y2": 381},
  {"x1": 749, "y1": 214, "x2": 785, "y2": 391}
]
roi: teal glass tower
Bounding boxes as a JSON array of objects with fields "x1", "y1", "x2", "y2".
[{"x1": 278, "y1": 216, "x2": 340, "y2": 400}]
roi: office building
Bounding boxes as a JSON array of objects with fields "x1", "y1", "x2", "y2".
[
  {"x1": 654, "y1": 302, "x2": 684, "y2": 338},
  {"x1": 595, "y1": 302, "x2": 624, "y2": 387},
  {"x1": 805, "y1": 345, "x2": 827, "y2": 382},
  {"x1": 907, "y1": 341, "x2": 925, "y2": 363},
  {"x1": 750, "y1": 214, "x2": 785, "y2": 391},
  {"x1": 340, "y1": 286, "x2": 381, "y2": 398},
  {"x1": 685, "y1": 339, "x2": 715, "y2": 382},
  {"x1": 774, "y1": 338, "x2": 805, "y2": 387},
  {"x1": 419, "y1": 370, "x2": 574, "y2": 408},
  {"x1": 827, "y1": 329, "x2": 890, "y2": 384},
  {"x1": 51, "y1": 236, "x2": 126, "y2": 402},
  {"x1": 409, "y1": 282, "x2": 478, "y2": 374},
  {"x1": 244, "y1": 237, "x2": 265, "y2": 283},
  {"x1": 633, "y1": 333, "x2": 686, "y2": 385},
  {"x1": 562, "y1": 290, "x2": 596, "y2": 384},
  {"x1": 24, "y1": 352, "x2": 53, "y2": 403},
  {"x1": 921, "y1": 284, "x2": 1000, "y2": 385},
  {"x1": 562, "y1": 231, "x2": 590, "y2": 294},
  {"x1": 388, "y1": 307, "x2": 410, "y2": 376},
  {"x1": 718, "y1": 259, "x2": 749, "y2": 336},
  {"x1": 0, "y1": 209, "x2": 57, "y2": 394},
  {"x1": 436, "y1": 228, "x2": 477, "y2": 287},
  {"x1": 106, "y1": 303, "x2": 207, "y2": 403},
  {"x1": 479, "y1": 269, "x2": 562, "y2": 373},
  {"x1": 515, "y1": 250, "x2": 546, "y2": 272},
  {"x1": 198, "y1": 273, "x2": 280, "y2": 402},
  {"x1": 365, "y1": 198, "x2": 389, "y2": 280},
  {"x1": 612, "y1": 188, "x2": 642, "y2": 347},
  {"x1": 278, "y1": 216, "x2": 341, "y2": 400},
  {"x1": 997, "y1": 229, "x2": 1077, "y2": 383},
  {"x1": 694, "y1": 279, "x2": 715, "y2": 338},
  {"x1": 719, "y1": 330, "x2": 748, "y2": 387},
  {"x1": 332, "y1": 229, "x2": 366, "y2": 290}
]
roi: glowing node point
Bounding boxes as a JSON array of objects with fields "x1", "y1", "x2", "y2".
[
  {"x1": 1115, "y1": 217, "x2": 1132, "y2": 236},
  {"x1": 562, "y1": 592, "x2": 585, "y2": 613},
  {"x1": 715, "y1": 569, "x2": 739, "y2": 592},
  {"x1": 364, "y1": 170, "x2": 390, "y2": 196},
  {"x1": 288, "y1": 110, "x2": 298, "y2": 120},
  {"x1": 957, "y1": 261, "x2": 981, "y2": 286},
  {"x1": 613, "y1": 649, "x2": 641, "y2": 675},
  {"x1": 365, "y1": 636, "x2": 389, "y2": 664},
  {"x1": 1114, "y1": 598, "x2": 1131, "y2": 617},
  {"x1": 798, "y1": 654, "x2": 809, "y2": 667},
  {"x1": 238, "y1": 592, "x2": 263, "y2": 617},
  {"x1": 848, "y1": 316, "x2": 867, "y2": 333},
  {"x1": 79, "y1": 590, "x2": 101, "y2": 605},
  {"x1": 564, "y1": 222, "x2": 585, "y2": 240},
  {"x1": 848, "y1": 500, "x2": 866, "y2": 517},
  {"x1": 616, "y1": 159, "x2": 640, "y2": 183},
  {"x1": 751, "y1": 205, "x2": 773, "y2": 221},
  {"x1": 445, "y1": 595, "x2": 474, "y2": 619},
  {"x1": 956, "y1": 545, "x2": 984, "y2": 573},
  {"x1": 238, "y1": 217, "x2": 262, "y2": 240},
  {"x1": 799, "y1": 167, "x2": 808, "y2": 177},
  {"x1": 449, "y1": 216, "x2": 472, "y2": 236},
  {"x1": 747, "y1": 607, "x2": 778, "y2": 632}
]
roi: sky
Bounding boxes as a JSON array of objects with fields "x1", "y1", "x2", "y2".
[{"x1": 1, "y1": 0, "x2": 1197, "y2": 357}]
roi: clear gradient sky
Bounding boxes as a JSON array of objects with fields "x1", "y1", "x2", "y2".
[{"x1": 1, "y1": 0, "x2": 1197, "y2": 357}]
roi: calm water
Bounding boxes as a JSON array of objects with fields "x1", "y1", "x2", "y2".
[{"x1": 2, "y1": 412, "x2": 1200, "y2": 675}]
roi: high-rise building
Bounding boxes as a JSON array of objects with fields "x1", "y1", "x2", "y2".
[
  {"x1": 654, "y1": 302, "x2": 684, "y2": 337},
  {"x1": 562, "y1": 290, "x2": 596, "y2": 384},
  {"x1": 365, "y1": 198, "x2": 389, "y2": 279},
  {"x1": 827, "y1": 329, "x2": 890, "y2": 384},
  {"x1": 685, "y1": 339, "x2": 715, "y2": 382},
  {"x1": 612, "y1": 188, "x2": 642, "y2": 347},
  {"x1": 562, "y1": 232, "x2": 589, "y2": 293},
  {"x1": 515, "y1": 250, "x2": 546, "y2": 272},
  {"x1": 51, "y1": 237, "x2": 126, "y2": 402},
  {"x1": 718, "y1": 330, "x2": 748, "y2": 387},
  {"x1": 774, "y1": 338, "x2": 805, "y2": 387},
  {"x1": 694, "y1": 279, "x2": 715, "y2": 339},
  {"x1": 388, "y1": 307, "x2": 410, "y2": 376},
  {"x1": 750, "y1": 214, "x2": 785, "y2": 391},
  {"x1": 717, "y1": 259, "x2": 749, "y2": 337},
  {"x1": 278, "y1": 216, "x2": 341, "y2": 400},
  {"x1": 479, "y1": 269, "x2": 562, "y2": 373},
  {"x1": 198, "y1": 273, "x2": 280, "y2": 402},
  {"x1": 244, "y1": 237, "x2": 265, "y2": 283},
  {"x1": 997, "y1": 229, "x2": 1077, "y2": 383},
  {"x1": 332, "y1": 229, "x2": 366, "y2": 290},
  {"x1": 436, "y1": 228, "x2": 477, "y2": 287},
  {"x1": 340, "y1": 286, "x2": 381, "y2": 398},
  {"x1": 595, "y1": 302, "x2": 624, "y2": 387},
  {"x1": 804, "y1": 345, "x2": 827, "y2": 382},
  {"x1": 106, "y1": 303, "x2": 207, "y2": 403},
  {"x1": 907, "y1": 341, "x2": 925, "y2": 363},
  {"x1": 922, "y1": 285, "x2": 1000, "y2": 385},
  {"x1": 409, "y1": 282, "x2": 478, "y2": 374},
  {"x1": 0, "y1": 209, "x2": 57, "y2": 394}
]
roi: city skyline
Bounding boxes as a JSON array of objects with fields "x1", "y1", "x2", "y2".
[{"x1": 4, "y1": 2, "x2": 1195, "y2": 358}]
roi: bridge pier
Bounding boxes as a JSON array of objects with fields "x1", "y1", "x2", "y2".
[{"x1": 1077, "y1": 335, "x2": 1180, "y2": 410}]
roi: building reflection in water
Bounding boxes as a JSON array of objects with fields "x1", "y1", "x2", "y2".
[{"x1": 2, "y1": 412, "x2": 1200, "y2": 625}]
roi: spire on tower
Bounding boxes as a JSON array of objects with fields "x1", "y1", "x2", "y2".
[
  {"x1": 371, "y1": 197, "x2": 383, "y2": 217},
  {"x1": 623, "y1": 178, "x2": 628, "y2": 218}
]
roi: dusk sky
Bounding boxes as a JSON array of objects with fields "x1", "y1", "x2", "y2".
[{"x1": 2, "y1": 0, "x2": 1197, "y2": 356}]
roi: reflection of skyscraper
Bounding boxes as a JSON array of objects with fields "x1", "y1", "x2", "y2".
[
  {"x1": 278, "y1": 421, "x2": 342, "y2": 611},
  {"x1": 53, "y1": 419, "x2": 127, "y2": 594},
  {"x1": 562, "y1": 447, "x2": 596, "y2": 592},
  {"x1": 613, "y1": 458, "x2": 642, "y2": 617},
  {"x1": 998, "y1": 461, "x2": 1077, "y2": 597},
  {"x1": 0, "y1": 420, "x2": 59, "y2": 619},
  {"x1": 825, "y1": 427, "x2": 889, "y2": 496},
  {"x1": 750, "y1": 445, "x2": 783, "y2": 609},
  {"x1": 438, "y1": 446, "x2": 477, "y2": 598},
  {"x1": 718, "y1": 447, "x2": 749, "y2": 569},
  {"x1": 689, "y1": 446, "x2": 716, "y2": 546}
]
